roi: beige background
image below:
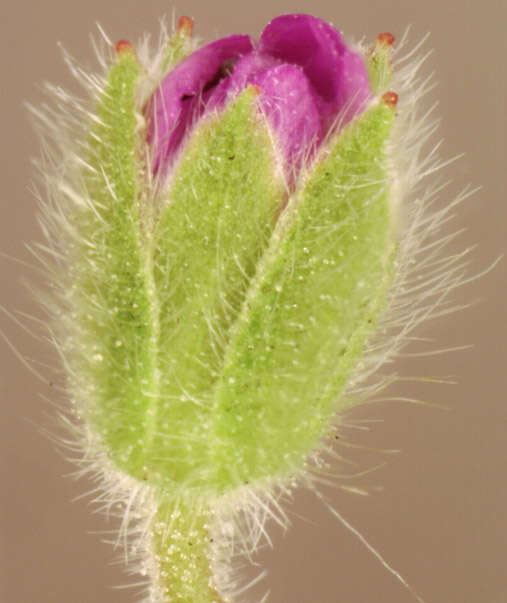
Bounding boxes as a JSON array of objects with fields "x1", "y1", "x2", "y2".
[{"x1": 1, "y1": 1, "x2": 505, "y2": 602}]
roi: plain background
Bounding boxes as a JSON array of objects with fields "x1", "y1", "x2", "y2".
[{"x1": 1, "y1": 1, "x2": 505, "y2": 602}]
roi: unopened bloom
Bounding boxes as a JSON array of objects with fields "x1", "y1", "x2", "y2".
[
  {"x1": 32, "y1": 12, "x2": 456, "y2": 603},
  {"x1": 147, "y1": 14, "x2": 371, "y2": 179}
]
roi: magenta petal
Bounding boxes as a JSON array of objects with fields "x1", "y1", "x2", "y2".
[
  {"x1": 335, "y1": 49, "x2": 372, "y2": 126},
  {"x1": 253, "y1": 64, "x2": 322, "y2": 175},
  {"x1": 146, "y1": 35, "x2": 253, "y2": 172},
  {"x1": 219, "y1": 52, "x2": 282, "y2": 88},
  {"x1": 259, "y1": 14, "x2": 371, "y2": 130},
  {"x1": 146, "y1": 15, "x2": 372, "y2": 183},
  {"x1": 205, "y1": 56, "x2": 322, "y2": 175},
  {"x1": 204, "y1": 52, "x2": 281, "y2": 112}
]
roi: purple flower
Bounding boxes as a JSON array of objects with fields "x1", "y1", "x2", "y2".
[{"x1": 146, "y1": 14, "x2": 371, "y2": 179}]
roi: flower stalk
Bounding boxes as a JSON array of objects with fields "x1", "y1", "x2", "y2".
[{"x1": 149, "y1": 497, "x2": 221, "y2": 603}]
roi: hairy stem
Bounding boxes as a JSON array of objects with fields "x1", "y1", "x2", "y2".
[{"x1": 150, "y1": 497, "x2": 223, "y2": 603}]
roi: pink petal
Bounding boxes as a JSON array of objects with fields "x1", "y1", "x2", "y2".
[
  {"x1": 206, "y1": 55, "x2": 321, "y2": 177},
  {"x1": 252, "y1": 64, "x2": 322, "y2": 177},
  {"x1": 259, "y1": 14, "x2": 371, "y2": 131},
  {"x1": 146, "y1": 35, "x2": 253, "y2": 172}
]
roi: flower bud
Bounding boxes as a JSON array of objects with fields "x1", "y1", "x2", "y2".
[{"x1": 32, "y1": 12, "x2": 449, "y2": 602}]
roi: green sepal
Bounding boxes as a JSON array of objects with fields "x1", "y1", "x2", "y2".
[
  {"x1": 210, "y1": 101, "x2": 397, "y2": 491},
  {"x1": 65, "y1": 50, "x2": 160, "y2": 473}
]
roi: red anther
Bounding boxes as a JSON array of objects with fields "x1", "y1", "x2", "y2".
[
  {"x1": 382, "y1": 91, "x2": 398, "y2": 108},
  {"x1": 177, "y1": 15, "x2": 194, "y2": 36},
  {"x1": 377, "y1": 32, "x2": 395, "y2": 47},
  {"x1": 115, "y1": 40, "x2": 134, "y2": 55}
]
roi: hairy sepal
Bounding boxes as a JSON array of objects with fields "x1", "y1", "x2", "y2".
[
  {"x1": 141, "y1": 88, "x2": 285, "y2": 490},
  {"x1": 210, "y1": 101, "x2": 396, "y2": 491},
  {"x1": 61, "y1": 50, "x2": 159, "y2": 477}
]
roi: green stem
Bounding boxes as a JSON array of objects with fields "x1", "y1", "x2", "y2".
[{"x1": 151, "y1": 497, "x2": 224, "y2": 603}]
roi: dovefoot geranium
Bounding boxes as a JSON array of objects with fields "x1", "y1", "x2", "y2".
[{"x1": 30, "y1": 11, "x2": 461, "y2": 603}]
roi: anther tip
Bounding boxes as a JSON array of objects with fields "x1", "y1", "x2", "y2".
[
  {"x1": 177, "y1": 16, "x2": 194, "y2": 36},
  {"x1": 382, "y1": 91, "x2": 399, "y2": 108},
  {"x1": 377, "y1": 32, "x2": 395, "y2": 47},
  {"x1": 115, "y1": 40, "x2": 134, "y2": 55}
]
